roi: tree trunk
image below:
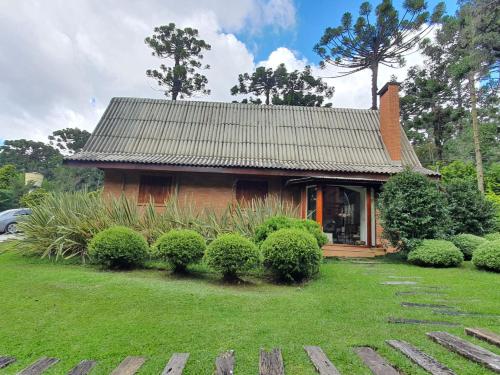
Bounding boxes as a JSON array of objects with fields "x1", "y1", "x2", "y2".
[
  {"x1": 468, "y1": 73, "x2": 484, "y2": 192},
  {"x1": 265, "y1": 89, "x2": 270, "y2": 105},
  {"x1": 370, "y1": 63, "x2": 379, "y2": 110},
  {"x1": 172, "y1": 56, "x2": 180, "y2": 101}
]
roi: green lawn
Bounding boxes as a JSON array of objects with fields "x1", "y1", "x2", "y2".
[{"x1": 0, "y1": 241, "x2": 499, "y2": 375}]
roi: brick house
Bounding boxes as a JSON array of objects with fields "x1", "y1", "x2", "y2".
[{"x1": 65, "y1": 82, "x2": 437, "y2": 257}]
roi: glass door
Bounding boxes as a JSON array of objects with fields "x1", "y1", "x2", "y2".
[{"x1": 322, "y1": 186, "x2": 366, "y2": 245}]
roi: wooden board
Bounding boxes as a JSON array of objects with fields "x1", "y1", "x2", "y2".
[
  {"x1": 465, "y1": 328, "x2": 500, "y2": 348},
  {"x1": 259, "y1": 348, "x2": 285, "y2": 375},
  {"x1": 304, "y1": 346, "x2": 341, "y2": 375},
  {"x1": 381, "y1": 281, "x2": 417, "y2": 285},
  {"x1": 396, "y1": 291, "x2": 445, "y2": 296},
  {"x1": 0, "y1": 356, "x2": 16, "y2": 369},
  {"x1": 161, "y1": 353, "x2": 189, "y2": 375},
  {"x1": 67, "y1": 360, "x2": 97, "y2": 375},
  {"x1": 18, "y1": 357, "x2": 59, "y2": 375},
  {"x1": 386, "y1": 340, "x2": 456, "y2": 375},
  {"x1": 354, "y1": 347, "x2": 399, "y2": 375},
  {"x1": 427, "y1": 331, "x2": 500, "y2": 373},
  {"x1": 215, "y1": 351, "x2": 234, "y2": 375},
  {"x1": 110, "y1": 356, "x2": 146, "y2": 375},
  {"x1": 388, "y1": 317, "x2": 459, "y2": 326}
]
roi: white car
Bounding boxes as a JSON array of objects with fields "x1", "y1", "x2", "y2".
[{"x1": 0, "y1": 208, "x2": 31, "y2": 234}]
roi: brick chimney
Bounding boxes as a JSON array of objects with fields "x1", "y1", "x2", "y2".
[{"x1": 378, "y1": 82, "x2": 401, "y2": 163}]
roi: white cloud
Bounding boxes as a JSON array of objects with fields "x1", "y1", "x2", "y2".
[{"x1": 0, "y1": 0, "x2": 294, "y2": 141}]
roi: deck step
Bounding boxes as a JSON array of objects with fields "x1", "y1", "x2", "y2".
[
  {"x1": 110, "y1": 356, "x2": 146, "y2": 375},
  {"x1": 215, "y1": 351, "x2": 234, "y2": 375},
  {"x1": 259, "y1": 348, "x2": 284, "y2": 375},
  {"x1": 427, "y1": 331, "x2": 500, "y2": 373},
  {"x1": 304, "y1": 346, "x2": 340, "y2": 375},
  {"x1": 161, "y1": 353, "x2": 189, "y2": 375},
  {"x1": 386, "y1": 340, "x2": 455, "y2": 375},
  {"x1": 465, "y1": 328, "x2": 500, "y2": 348},
  {"x1": 17, "y1": 357, "x2": 59, "y2": 375},
  {"x1": 355, "y1": 347, "x2": 399, "y2": 375},
  {"x1": 0, "y1": 356, "x2": 16, "y2": 369},
  {"x1": 67, "y1": 360, "x2": 97, "y2": 375}
]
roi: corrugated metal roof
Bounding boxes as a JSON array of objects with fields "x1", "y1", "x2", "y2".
[{"x1": 67, "y1": 97, "x2": 437, "y2": 176}]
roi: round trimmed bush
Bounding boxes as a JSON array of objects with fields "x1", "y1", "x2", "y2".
[
  {"x1": 485, "y1": 232, "x2": 500, "y2": 242},
  {"x1": 407, "y1": 240, "x2": 463, "y2": 268},
  {"x1": 205, "y1": 233, "x2": 260, "y2": 280},
  {"x1": 472, "y1": 239, "x2": 500, "y2": 272},
  {"x1": 254, "y1": 216, "x2": 328, "y2": 247},
  {"x1": 451, "y1": 233, "x2": 487, "y2": 260},
  {"x1": 153, "y1": 229, "x2": 206, "y2": 272},
  {"x1": 88, "y1": 226, "x2": 149, "y2": 269},
  {"x1": 261, "y1": 228, "x2": 323, "y2": 282}
]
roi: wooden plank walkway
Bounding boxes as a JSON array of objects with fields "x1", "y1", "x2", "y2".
[
  {"x1": 465, "y1": 328, "x2": 500, "y2": 348},
  {"x1": 161, "y1": 353, "x2": 189, "y2": 375},
  {"x1": 215, "y1": 351, "x2": 234, "y2": 375},
  {"x1": 386, "y1": 340, "x2": 455, "y2": 375},
  {"x1": 303, "y1": 346, "x2": 340, "y2": 375},
  {"x1": 354, "y1": 347, "x2": 399, "y2": 375},
  {"x1": 110, "y1": 356, "x2": 146, "y2": 375},
  {"x1": 388, "y1": 317, "x2": 459, "y2": 326},
  {"x1": 67, "y1": 360, "x2": 96, "y2": 375},
  {"x1": 401, "y1": 302, "x2": 452, "y2": 309},
  {"x1": 17, "y1": 357, "x2": 59, "y2": 375},
  {"x1": 0, "y1": 356, "x2": 16, "y2": 369},
  {"x1": 259, "y1": 348, "x2": 285, "y2": 375},
  {"x1": 427, "y1": 331, "x2": 500, "y2": 373}
]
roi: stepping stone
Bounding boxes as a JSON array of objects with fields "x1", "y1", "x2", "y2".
[
  {"x1": 161, "y1": 353, "x2": 189, "y2": 375},
  {"x1": 388, "y1": 317, "x2": 459, "y2": 326},
  {"x1": 388, "y1": 276, "x2": 423, "y2": 279},
  {"x1": 215, "y1": 351, "x2": 234, "y2": 375},
  {"x1": 0, "y1": 356, "x2": 16, "y2": 369},
  {"x1": 354, "y1": 347, "x2": 399, "y2": 375},
  {"x1": 18, "y1": 357, "x2": 59, "y2": 375},
  {"x1": 465, "y1": 328, "x2": 500, "y2": 348},
  {"x1": 304, "y1": 346, "x2": 341, "y2": 375},
  {"x1": 386, "y1": 340, "x2": 456, "y2": 375},
  {"x1": 428, "y1": 331, "x2": 500, "y2": 373},
  {"x1": 259, "y1": 348, "x2": 284, "y2": 375},
  {"x1": 111, "y1": 356, "x2": 146, "y2": 375},
  {"x1": 401, "y1": 302, "x2": 453, "y2": 309},
  {"x1": 433, "y1": 310, "x2": 500, "y2": 318},
  {"x1": 396, "y1": 291, "x2": 445, "y2": 296},
  {"x1": 382, "y1": 281, "x2": 417, "y2": 285},
  {"x1": 67, "y1": 360, "x2": 97, "y2": 375}
]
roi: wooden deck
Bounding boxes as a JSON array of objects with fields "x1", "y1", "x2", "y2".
[{"x1": 322, "y1": 244, "x2": 388, "y2": 258}]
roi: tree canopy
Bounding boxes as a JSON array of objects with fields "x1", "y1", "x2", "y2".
[
  {"x1": 145, "y1": 23, "x2": 211, "y2": 100},
  {"x1": 48, "y1": 128, "x2": 91, "y2": 155},
  {"x1": 314, "y1": 0, "x2": 445, "y2": 109},
  {"x1": 231, "y1": 64, "x2": 334, "y2": 106}
]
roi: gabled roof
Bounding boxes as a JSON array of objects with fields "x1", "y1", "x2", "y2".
[{"x1": 67, "y1": 97, "x2": 437, "y2": 176}]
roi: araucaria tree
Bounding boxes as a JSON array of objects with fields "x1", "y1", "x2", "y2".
[
  {"x1": 231, "y1": 64, "x2": 334, "y2": 106},
  {"x1": 145, "y1": 23, "x2": 211, "y2": 100},
  {"x1": 314, "y1": 0, "x2": 444, "y2": 109}
]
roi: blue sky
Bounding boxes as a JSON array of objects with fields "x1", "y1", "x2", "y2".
[{"x1": 237, "y1": 0, "x2": 458, "y2": 63}]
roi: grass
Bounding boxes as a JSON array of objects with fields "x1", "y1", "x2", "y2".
[{"x1": 0, "y1": 241, "x2": 499, "y2": 374}]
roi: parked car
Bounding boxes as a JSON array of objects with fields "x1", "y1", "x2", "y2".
[{"x1": 0, "y1": 208, "x2": 32, "y2": 234}]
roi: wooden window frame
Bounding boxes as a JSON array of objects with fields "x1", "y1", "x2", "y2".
[
  {"x1": 235, "y1": 179, "x2": 269, "y2": 204},
  {"x1": 138, "y1": 174, "x2": 173, "y2": 205}
]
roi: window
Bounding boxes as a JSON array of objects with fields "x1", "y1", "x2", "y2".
[
  {"x1": 306, "y1": 186, "x2": 317, "y2": 221},
  {"x1": 236, "y1": 180, "x2": 268, "y2": 203},
  {"x1": 138, "y1": 175, "x2": 172, "y2": 204}
]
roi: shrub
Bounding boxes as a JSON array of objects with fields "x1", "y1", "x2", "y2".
[
  {"x1": 444, "y1": 180, "x2": 496, "y2": 236},
  {"x1": 378, "y1": 169, "x2": 451, "y2": 252},
  {"x1": 261, "y1": 228, "x2": 322, "y2": 282},
  {"x1": 20, "y1": 188, "x2": 48, "y2": 207},
  {"x1": 485, "y1": 232, "x2": 500, "y2": 241},
  {"x1": 254, "y1": 216, "x2": 328, "y2": 247},
  {"x1": 88, "y1": 226, "x2": 149, "y2": 269},
  {"x1": 472, "y1": 240, "x2": 500, "y2": 272},
  {"x1": 153, "y1": 229, "x2": 206, "y2": 272},
  {"x1": 407, "y1": 240, "x2": 463, "y2": 268},
  {"x1": 451, "y1": 233, "x2": 487, "y2": 260},
  {"x1": 205, "y1": 233, "x2": 260, "y2": 280}
]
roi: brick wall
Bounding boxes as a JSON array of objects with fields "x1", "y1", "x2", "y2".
[
  {"x1": 378, "y1": 82, "x2": 401, "y2": 162},
  {"x1": 102, "y1": 169, "x2": 298, "y2": 212}
]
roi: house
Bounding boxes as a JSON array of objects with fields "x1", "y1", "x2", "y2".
[{"x1": 65, "y1": 82, "x2": 437, "y2": 257}]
